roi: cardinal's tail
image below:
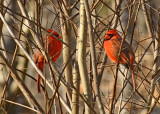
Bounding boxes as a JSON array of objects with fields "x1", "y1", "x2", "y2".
[
  {"x1": 131, "y1": 70, "x2": 136, "y2": 92},
  {"x1": 37, "y1": 61, "x2": 44, "y2": 93},
  {"x1": 37, "y1": 74, "x2": 41, "y2": 93}
]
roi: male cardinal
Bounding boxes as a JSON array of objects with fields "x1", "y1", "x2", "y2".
[
  {"x1": 33, "y1": 29, "x2": 62, "y2": 93},
  {"x1": 104, "y1": 29, "x2": 135, "y2": 91}
]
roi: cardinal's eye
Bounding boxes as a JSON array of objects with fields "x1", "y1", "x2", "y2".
[{"x1": 107, "y1": 34, "x2": 113, "y2": 38}]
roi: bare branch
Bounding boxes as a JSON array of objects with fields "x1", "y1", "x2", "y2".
[{"x1": 72, "y1": 60, "x2": 80, "y2": 114}]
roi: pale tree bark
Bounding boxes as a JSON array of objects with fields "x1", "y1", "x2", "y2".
[
  {"x1": 78, "y1": 0, "x2": 92, "y2": 113},
  {"x1": 71, "y1": 59, "x2": 80, "y2": 114}
]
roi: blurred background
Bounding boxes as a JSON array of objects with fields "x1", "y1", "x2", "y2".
[{"x1": 0, "y1": 0, "x2": 160, "y2": 114}]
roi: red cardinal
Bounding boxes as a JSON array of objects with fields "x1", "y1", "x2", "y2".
[
  {"x1": 104, "y1": 29, "x2": 135, "y2": 91},
  {"x1": 33, "y1": 29, "x2": 62, "y2": 93}
]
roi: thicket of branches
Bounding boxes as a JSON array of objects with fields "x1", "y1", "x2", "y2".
[{"x1": 0, "y1": 0, "x2": 160, "y2": 114}]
